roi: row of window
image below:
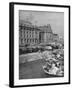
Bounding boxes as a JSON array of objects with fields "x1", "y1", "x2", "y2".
[
  {"x1": 20, "y1": 26, "x2": 40, "y2": 31},
  {"x1": 20, "y1": 29, "x2": 39, "y2": 34},
  {"x1": 20, "y1": 31, "x2": 39, "y2": 38},
  {"x1": 20, "y1": 39, "x2": 39, "y2": 44}
]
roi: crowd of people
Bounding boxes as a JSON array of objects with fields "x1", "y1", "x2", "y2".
[{"x1": 42, "y1": 48, "x2": 64, "y2": 76}]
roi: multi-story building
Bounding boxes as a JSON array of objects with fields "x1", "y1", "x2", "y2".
[
  {"x1": 58, "y1": 36, "x2": 64, "y2": 44},
  {"x1": 19, "y1": 21, "x2": 53, "y2": 46},
  {"x1": 38, "y1": 24, "x2": 53, "y2": 43},
  {"x1": 53, "y1": 34, "x2": 59, "y2": 42}
]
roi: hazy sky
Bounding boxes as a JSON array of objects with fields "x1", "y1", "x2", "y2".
[{"x1": 19, "y1": 10, "x2": 64, "y2": 37}]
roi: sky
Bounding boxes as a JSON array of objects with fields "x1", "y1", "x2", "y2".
[{"x1": 19, "y1": 10, "x2": 64, "y2": 37}]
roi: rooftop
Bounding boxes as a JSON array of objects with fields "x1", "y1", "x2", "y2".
[{"x1": 19, "y1": 20, "x2": 53, "y2": 33}]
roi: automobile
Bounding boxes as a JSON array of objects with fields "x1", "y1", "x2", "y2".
[{"x1": 44, "y1": 46, "x2": 52, "y2": 50}]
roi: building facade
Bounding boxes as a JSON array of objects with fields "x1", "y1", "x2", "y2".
[
  {"x1": 53, "y1": 34, "x2": 59, "y2": 42},
  {"x1": 19, "y1": 21, "x2": 53, "y2": 46},
  {"x1": 39, "y1": 24, "x2": 53, "y2": 43}
]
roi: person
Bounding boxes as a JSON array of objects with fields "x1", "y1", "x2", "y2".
[
  {"x1": 57, "y1": 54, "x2": 60, "y2": 58},
  {"x1": 49, "y1": 61, "x2": 59, "y2": 75},
  {"x1": 38, "y1": 50, "x2": 43, "y2": 59},
  {"x1": 45, "y1": 61, "x2": 52, "y2": 71},
  {"x1": 56, "y1": 65, "x2": 64, "y2": 76}
]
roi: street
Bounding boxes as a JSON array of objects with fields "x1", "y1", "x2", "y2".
[{"x1": 19, "y1": 58, "x2": 61, "y2": 79}]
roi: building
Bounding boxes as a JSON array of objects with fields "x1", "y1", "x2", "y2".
[
  {"x1": 53, "y1": 34, "x2": 59, "y2": 42},
  {"x1": 39, "y1": 24, "x2": 53, "y2": 43},
  {"x1": 59, "y1": 36, "x2": 64, "y2": 44},
  {"x1": 19, "y1": 21, "x2": 40, "y2": 46},
  {"x1": 19, "y1": 21, "x2": 53, "y2": 46}
]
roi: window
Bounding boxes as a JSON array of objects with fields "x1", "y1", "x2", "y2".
[
  {"x1": 36, "y1": 31, "x2": 37, "y2": 34},
  {"x1": 30, "y1": 34, "x2": 31, "y2": 37},
  {"x1": 27, "y1": 31, "x2": 28, "y2": 34},
  {"x1": 30, "y1": 39, "x2": 31, "y2": 42},
  {"x1": 27, "y1": 39, "x2": 28, "y2": 43}
]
